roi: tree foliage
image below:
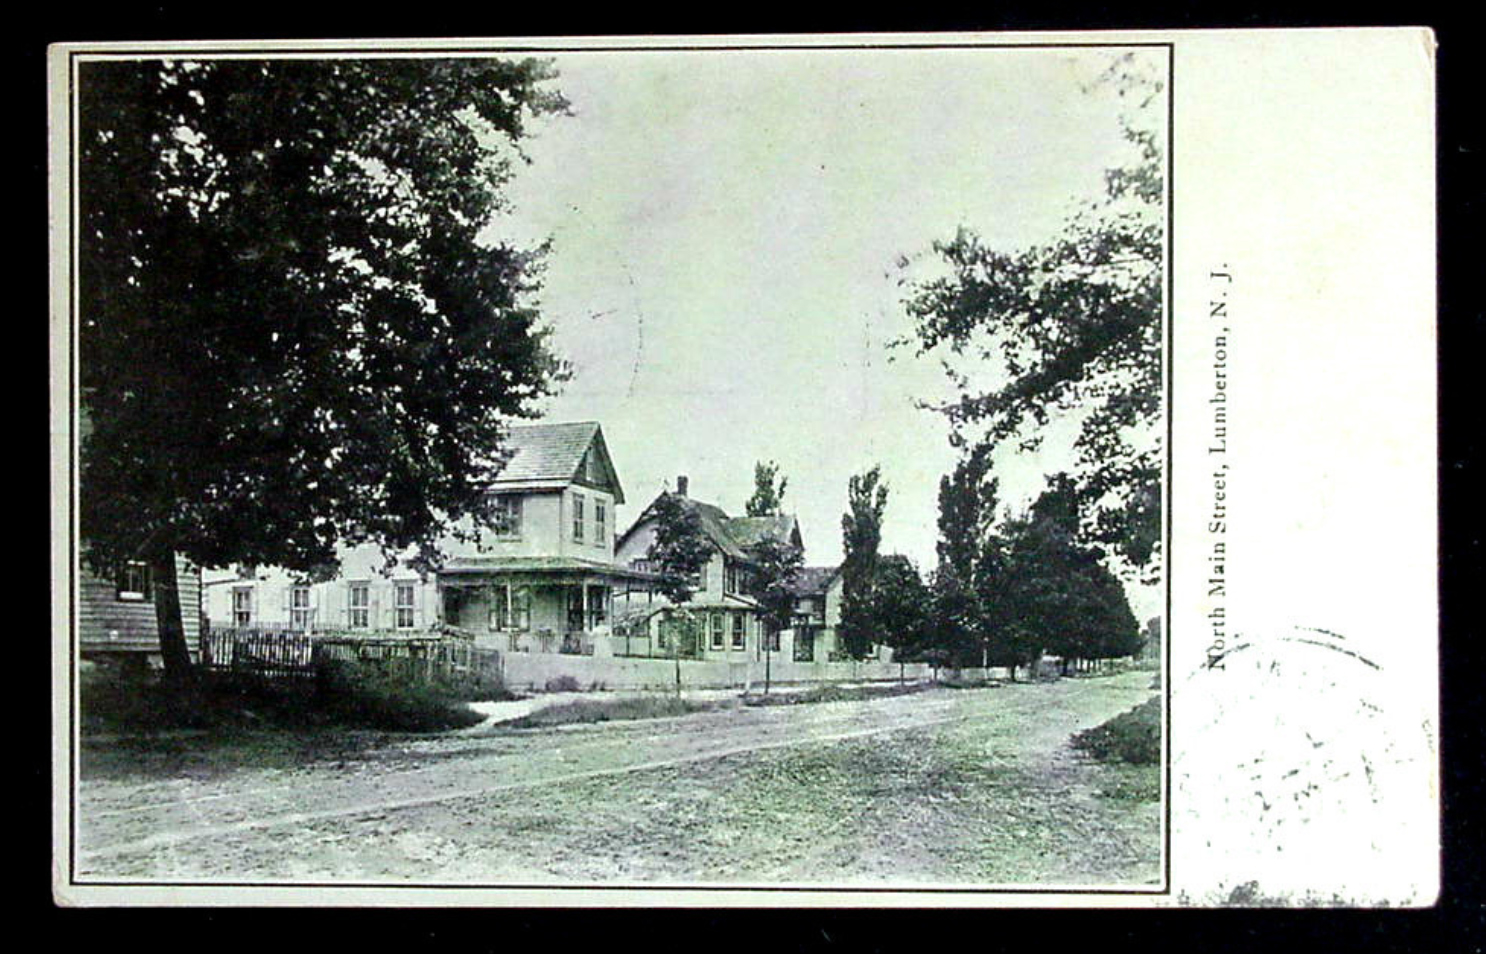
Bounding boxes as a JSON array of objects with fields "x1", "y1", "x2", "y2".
[
  {"x1": 999, "y1": 475, "x2": 1142, "y2": 672},
  {"x1": 927, "y1": 449, "x2": 1039, "y2": 675},
  {"x1": 744, "y1": 460, "x2": 789, "y2": 517},
  {"x1": 896, "y1": 53, "x2": 1165, "y2": 579},
  {"x1": 838, "y1": 465, "x2": 889, "y2": 659},
  {"x1": 646, "y1": 492, "x2": 713, "y2": 607},
  {"x1": 744, "y1": 536, "x2": 804, "y2": 638},
  {"x1": 874, "y1": 554, "x2": 931, "y2": 662},
  {"x1": 77, "y1": 58, "x2": 570, "y2": 676}
]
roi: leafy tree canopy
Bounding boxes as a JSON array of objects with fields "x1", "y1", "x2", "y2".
[
  {"x1": 874, "y1": 554, "x2": 930, "y2": 659},
  {"x1": 895, "y1": 52, "x2": 1165, "y2": 580},
  {"x1": 77, "y1": 57, "x2": 570, "y2": 678},
  {"x1": 646, "y1": 492, "x2": 713, "y2": 606},
  {"x1": 79, "y1": 57, "x2": 571, "y2": 583},
  {"x1": 744, "y1": 460, "x2": 789, "y2": 517},
  {"x1": 744, "y1": 536, "x2": 804, "y2": 637},
  {"x1": 838, "y1": 465, "x2": 889, "y2": 658}
]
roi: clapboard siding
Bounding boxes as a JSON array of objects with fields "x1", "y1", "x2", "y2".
[{"x1": 77, "y1": 555, "x2": 202, "y2": 654}]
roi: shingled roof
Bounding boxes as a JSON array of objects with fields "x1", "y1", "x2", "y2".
[
  {"x1": 618, "y1": 491, "x2": 801, "y2": 563},
  {"x1": 788, "y1": 565, "x2": 841, "y2": 596},
  {"x1": 725, "y1": 514, "x2": 801, "y2": 550},
  {"x1": 486, "y1": 421, "x2": 624, "y2": 504}
]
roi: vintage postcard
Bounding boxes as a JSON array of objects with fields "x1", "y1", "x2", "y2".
[{"x1": 48, "y1": 29, "x2": 1437, "y2": 907}]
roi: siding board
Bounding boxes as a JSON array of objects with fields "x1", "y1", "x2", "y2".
[{"x1": 78, "y1": 555, "x2": 201, "y2": 654}]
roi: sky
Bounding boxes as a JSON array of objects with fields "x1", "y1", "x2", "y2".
[{"x1": 484, "y1": 47, "x2": 1164, "y2": 619}]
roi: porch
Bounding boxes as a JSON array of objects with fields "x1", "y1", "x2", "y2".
[{"x1": 437, "y1": 557, "x2": 658, "y2": 655}]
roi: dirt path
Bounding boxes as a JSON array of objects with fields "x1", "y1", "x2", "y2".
[{"x1": 75, "y1": 670, "x2": 1160, "y2": 885}]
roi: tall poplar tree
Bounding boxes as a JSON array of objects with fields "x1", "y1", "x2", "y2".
[{"x1": 838, "y1": 466, "x2": 888, "y2": 659}]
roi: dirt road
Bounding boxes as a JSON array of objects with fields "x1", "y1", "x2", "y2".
[{"x1": 75, "y1": 670, "x2": 1160, "y2": 886}]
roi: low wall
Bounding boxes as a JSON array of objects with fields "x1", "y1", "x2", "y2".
[{"x1": 498, "y1": 650, "x2": 1000, "y2": 692}]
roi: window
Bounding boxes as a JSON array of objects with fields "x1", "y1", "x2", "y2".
[
  {"x1": 724, "y1": 562, "x2": 740, "y2": 595},
  {"x1": 490, "y1": 494, "x2": 522, "y2": 538},
  {"x1": 793, "y1": 628, "x2": 816, "y2": 662},
  {"x1": 232, "y1": 587, "x2": 252, "y2": 628},
  {"x1": 511, "y1": 586, "x2": 531, "y2": 631},
  {"x1": 116, "y1": 561, "x2": 152, "y2": 601},
  {"x1": 710, "y1": 613, "x2": 725, "y2": 650},
  {"x1": 630, "y1": 558, "x2": 653, "y2": 574},
  {"x1": 348, "y1": 583, "x2": 369, "y2": 628},
  {"x1": 587, "y1": 586, "x2": 608, "y2": 629},
  {"x1": 394, "y1": 583, "x2": 416, "y2": 629},
  {"x1": 572, "y1": 494, "x2": 586, "y2": 542},
  {"x1": 291, "y1": 586, "x2": 313, "y2": 631},
  {"x1": 489, "y1": 587, "x2": 510, "y2": 630},
  {"x1": 594, "y1": 500, "x2": 607, "y2": 545},
  {"x1": 731, "y1": 613, "x2": 745, "y2": 649}
]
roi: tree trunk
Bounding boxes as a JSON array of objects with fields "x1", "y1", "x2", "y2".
[{"x1": 149, "y1": 546, "x2": 194, "y2": 684}]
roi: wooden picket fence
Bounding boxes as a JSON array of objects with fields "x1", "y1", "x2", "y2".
[{"x1": 198, "y1": 626, "x2": 500, "y2": 688}]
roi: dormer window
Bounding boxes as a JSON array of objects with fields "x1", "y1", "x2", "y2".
[{"x1": 572, "y1": 493, "x2": 586, "y2": 542}]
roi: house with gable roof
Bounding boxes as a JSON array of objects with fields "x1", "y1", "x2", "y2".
[
  {"x1": 611, "y1": 475, "x2": 803, "y2": 661},
  {"x1": 206, "y1": 421, "x2": 655, "y2": 654}
]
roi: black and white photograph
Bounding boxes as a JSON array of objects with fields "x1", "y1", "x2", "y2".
[{"x1": 50, "y1": 30, "x2": 1437, "y2": 908}]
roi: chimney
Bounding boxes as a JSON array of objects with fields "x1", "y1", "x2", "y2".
[{"x1": 676, "y1": 475, "x2": 689, "y2": 497}]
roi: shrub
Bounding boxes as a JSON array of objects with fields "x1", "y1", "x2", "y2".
[
  {"x1": 544, "y1": 674, "x2": 582, "y2": 693},
  {"x1": 315, "y1": 661, "x2": 483, "y2": 732},
  {"x1": 1070, "y1": 696, "x2": 1161, "y2": 765}
]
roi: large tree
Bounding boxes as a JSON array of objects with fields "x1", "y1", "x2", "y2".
[
  {"x1": 1000, "y1": 474, "x2": 1140, "y2": 676},
  {"x1": 744, "y1": 460, "x2": 789, "y2": 517},
  {"x1": 77, "y1": 58, "x2": 570, "y2": 680},
  {"x1": 838, "y1": 465, "x2": 888, "y2": 659},
  {"x1": 646, "y1": 491, "x2": 713, "y2": 693},
  {"x1": 931, "y1": 445, "x2": 1001, "y2": 669},
  {"x1": 896, "y1": 53, "x2": 1165, "y2": 580},
  {"x1": 744, "y1": 535, "x2": 804, "y2": 693},
  {"x1": 873, "y1": 554, "x2": 931, "y2": 682}
]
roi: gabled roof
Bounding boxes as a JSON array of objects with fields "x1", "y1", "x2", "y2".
[
  {"x1": 616, "y1": 491, "x2": 801, "y2": 563},
  {"x1": 726, "y1": 514, "x2": 802, "y2": 551},
  {"x1": 487, "y1": 421, "x2": 624, "y2": 504},
  {"x1": 789, "y1": 565, "x2": 841, "y2": 596}
]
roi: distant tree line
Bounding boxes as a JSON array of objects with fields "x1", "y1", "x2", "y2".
[{"x1": 835, "y1": 460, "x2": 1144, "y2": 679}]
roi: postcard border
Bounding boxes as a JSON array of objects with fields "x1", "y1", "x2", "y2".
[{"x1": 55, "y1": 34, "x2": 1176, "y2": 904}]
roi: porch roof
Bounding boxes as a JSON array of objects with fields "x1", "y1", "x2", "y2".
[{"x1": 437, "y1": 556, "x2": 659, "y2": 584}]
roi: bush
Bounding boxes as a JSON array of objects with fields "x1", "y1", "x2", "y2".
[
  {"x1": 315, "y1": 661, "x2": 483, "y2": 732},
  {"x1": 1070, "y1": 696, "x2": 1161, "y2": 765},
  {"x1": 544, "y1": 674, "x2": 582, "y2": 693}
]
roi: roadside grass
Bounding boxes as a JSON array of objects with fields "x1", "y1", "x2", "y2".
[
  {"x1": 475, "y1": 703, "x2": 1162, "y2": 885},
  {"x1": 501, "y1": 695, "x2": 716, "y2": 728},
  {"x1": 741, "y1": 680, "x2": 940, "y2": 707},
  {"x1": 80, "y1": 662, "x2": 502, "y2": 738},
  {"x1": 1070, "y1": 696, "x2": 1161, "y2": 766}
]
